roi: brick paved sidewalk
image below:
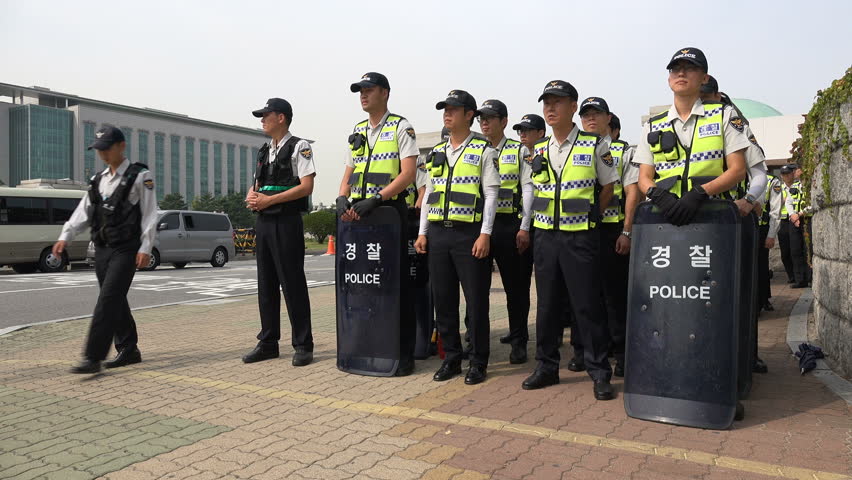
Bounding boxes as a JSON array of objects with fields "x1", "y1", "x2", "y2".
[{"x1": 0, "y1": 276, "x2": 850, "y2": 480}]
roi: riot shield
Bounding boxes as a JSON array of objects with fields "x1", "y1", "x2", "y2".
[
  {"x1": 624, "y1": 200, "x2": 741, "y2": 430},
  {"x1": 408, "y1": 209, "x2": 434, "y2": 360},
  {"x1": 737, "y1": 212, "x2": 758, "y2": 399},
  {"x1": 336, "y1": 206, "x2": 401, "y2": 376}
]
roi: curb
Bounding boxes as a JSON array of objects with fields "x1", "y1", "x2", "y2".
[{"x1": 785, "y1": 289, "x2": 852, "y2": 405}]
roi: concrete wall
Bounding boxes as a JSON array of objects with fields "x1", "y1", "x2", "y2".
[{"x1": 810, "y1": 102, "x2": 852, "y2": 377}]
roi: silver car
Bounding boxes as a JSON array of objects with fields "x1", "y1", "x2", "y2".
[{"x1": 87, "y1": 210, "x2": 236, "y2": 271}]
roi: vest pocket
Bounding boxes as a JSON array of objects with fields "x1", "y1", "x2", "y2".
[
  {"x1": 426, "y1": 192, "x2": 442, "y2": 204},
  {"x1": 531, "y1": 197, "x2": 551, "y2": 211},
  {"x1": 348, "y1": 172, "x2": 361, "y2": 185},
  {"x1": 608, "y1": 195, "x2": 621, "y2": 207},
  {"x1": 448, "y1": 191, "x2": 476, "y2": 205},
  {"x1": 561, "y1": 198, "x2": 591, "y2": 213},
  {"x1": 655, "y1": 176, "x2": 680, "y2": 192},
  {"x1": 689, "y1": 176, "x2": 716, "y2": 188},
  {"x1": 498, "y1": 188, "x2": 514, "y2": 199},
  {"x1": 364, "y1": 172, "x2": 392, "y2": 185}
]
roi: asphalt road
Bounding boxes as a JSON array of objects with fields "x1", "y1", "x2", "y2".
[{"x1": 0, "y1": 255, "x2": 335, "y2": 333}]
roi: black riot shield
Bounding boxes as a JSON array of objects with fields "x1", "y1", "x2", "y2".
[
  {"x1": 737, "y1": 212, "x2": 758, "y2": 399},
  {"x1": 408, "y1": 209, "x2": 434, "y2": 360},
  {"x1": 336, "y1": 206, "x2": 401, "y2": 376},
  {"x1": 624, "y1": 200, "x2": 741, "y2": 430}
]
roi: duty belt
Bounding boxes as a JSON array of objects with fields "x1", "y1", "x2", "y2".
[{"x1": 258, "y1": 185, "x2": 295, "y2": 192}]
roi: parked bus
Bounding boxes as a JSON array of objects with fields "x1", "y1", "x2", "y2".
[{"x1": 0, "y1": 186, "x2": 88, "y2": 273}]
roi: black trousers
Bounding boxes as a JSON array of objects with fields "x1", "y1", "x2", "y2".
[
  {"x1": 255, "y1": 212, "x2": 313, "y2": 351},
  {"x1": 599, "y1": 222, "x2": 629, "y2": 364},
  {"x1": 778, "y1": 220, "x2": 795, "y2": 282},
  {"x1": 533, "y1": 228, "x2": 611, "y2": 381},
  {"x1": 757, "y1": 224, "x2": 771, "y2": 306},
  {"x1": 789, "y1": 220, "x2": 811, "y2": 284},
  {"x1": 492, "y1": 214, "x2": 533, "y2": 347},
  {"x1": 429, "y1": 222, "x2": 492, "y2": 368},
  {"x1": 85, "y1": 241, "x2": 140, "y2": 361}
]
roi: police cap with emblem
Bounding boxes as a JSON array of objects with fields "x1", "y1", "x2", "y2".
[
  {"x1": 476, "y1": 99, "x2": 508, "y2": 118},
  {"x1": 700, "y1": 75, "x2": 720, "y2": 94},
  {"x1": 780, "y1": 164, "x2": 798, "y2": 174},
  {"x1": 436, "y1": 90, "x2": 477, "y2": 112},
  {"x1": 440, "y1": 127, "x2": 450, "y2": 141},
  {"x1": 350, "y1": 72, "x2": 391, "y2": 92},
  {"x1": 537, "y1": 80, "x2": 578, "y2": 102},
  {"x1": 87, "y1": 126, "x2": 126, "y2": 151},
  {"x1": 609, "y1": 113, "x2": 621, "y2": 132},
  {"x1": 666, "y1": 47, "x2": 708, "y2": 72},
  {"x1": 513, "y1": 114, "x2": 546, "y2": 131},
  {"x1": 252, "y1": 98, "x2": 293, "y2": 122},
  {"x1": 579, "y1": 97, "x2": 610, "y2": 115}
]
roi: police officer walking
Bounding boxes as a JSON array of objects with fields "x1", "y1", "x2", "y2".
[
  {"x1": 336, "y1": 72, "x2": 419, "y2": 375},
  {"x1": 520, "y1": 81, "x2": 618, "y2": 400},
  {"x1": 415, "y1": 90, "x2": 499, "y2": 385},
  {"x1": 477, "y1": 100, "x2": 534, "y2": 364},
  {"x1": 55, "y1": 126, "x2": 158, "y2": 374},
  {"x1": 243, "y1": 98, "x2": 315, "y2": 367}
]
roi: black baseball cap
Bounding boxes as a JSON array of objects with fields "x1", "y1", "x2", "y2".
[
  {"x1": 666, "y1": 47, "x2": 708, "y2": 72},
  {"x1": 87, "y1": 126, "x2": 125, "y2": 151},
  {"x1": 350, "y1": 72, "x2": 390, "y2": 92},
  {"x1": 440, "y1": 127, "x2": 450, "y2": 141},
  {"x1": 436, "y1": 90, "x2": 477, "y2": 112},
  {"x1": 700, "y1": 75, "x2": 719, "y2": 94},
  {"x1": 252, "y1": 98, "x2": 293, "y2": 120},
  {"x1": 512, "y1": 114, "x2": 546, "y2": 131},
  {"x1": 579, "y1": 97, "x2": 609, "y2": 115},
  {"x1": 780, "y1": 164, "x2": 798, "y2": 174},
  {"x1": 538, "y1": 80, "x2": 578, "y2": 102},
  {"x1": 609, "y1": 113, "x2": 621, "y2": 131},
  {"x1": 476, "y1": 99, "x2": 508, "y2": 118}
]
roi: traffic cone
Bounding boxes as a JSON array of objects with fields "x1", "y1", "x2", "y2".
[{"x1": 325, "y1": 235, "x2": 336, "y2": 255}]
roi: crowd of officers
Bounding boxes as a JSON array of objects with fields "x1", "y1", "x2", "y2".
[{"x1": 59, "y1": 46, "x2": 814, "y2": 404}]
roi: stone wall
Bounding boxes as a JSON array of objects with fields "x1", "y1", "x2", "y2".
[{"x1": 804, "y1": 76, "x2": 852, "y2": 377}]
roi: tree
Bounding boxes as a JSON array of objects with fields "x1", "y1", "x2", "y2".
[
  {"x1": 302, "y1": 209, "x2": 336, "y2": 243},
  {"x1": 191, "y1": 193, "x2": 218, "y2": 212},
  {"x1": 159, "y1": 193, "x2": 187, "y2": 210},
  {"x1": 218, "y1": 192, "x2": 255, "y2": 229}
]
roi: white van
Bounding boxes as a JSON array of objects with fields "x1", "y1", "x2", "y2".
[{"x1": 87, "y1": 210, "x2": 236, "y2": 271}]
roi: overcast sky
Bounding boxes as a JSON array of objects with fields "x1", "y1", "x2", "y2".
[{"x1": 3, "y1": 1, "x2": 850, "y2": 203}]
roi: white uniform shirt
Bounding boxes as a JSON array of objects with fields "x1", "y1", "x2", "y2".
[
  {"x1": 765, "y1": 176, "x2": 784, "y2": 239},
  {"x1": 344, "y1": 111, "x2": 419, "y2": 168},
  {"x1": 268, "y1": 132, "x2": 316, "y2": 177},
  {"x1": 59, "y1": 158, "x2": 159, "y2": 255}
]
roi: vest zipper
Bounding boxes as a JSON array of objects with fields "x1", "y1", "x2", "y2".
[
  {"x1": 444, "y1": 159, "x2": 455, "y2": 222},
  {"x1": 551, "y1": 142, "x2": 561, "y2": 229}
]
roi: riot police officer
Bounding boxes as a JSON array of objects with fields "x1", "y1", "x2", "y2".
[
  {"x1": 477, "y1": 100, "x2": 534, "y2": 364},
  {"x1": 519, "y1": 81, "x2": 618, "y2": 400},
  {"x1": 336, "y1": 72, "x2": 419, "y2": 375},
  {"x1": 414, "y1": 90, "x2": 499, "y2": 385},
  {"x1": 55, "y1": 126, "x2": 158, "y2": 374},
  {"x1": 243, "y1": 98, "x2": 315, "y2": 367}
]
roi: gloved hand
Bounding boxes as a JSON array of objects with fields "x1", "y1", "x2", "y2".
[
  {"x1": 336, "y1": 195, "x2": 351, "y2": 218},
  {"x1": 352, "y1": 196, "x2": 382, "y2": 217},
  {"x1": 648, "y1": 187, "x2": 679, "y2": 216},
  {"x1": 669, "y1": 185, "x2": 708, "y2": 226}
]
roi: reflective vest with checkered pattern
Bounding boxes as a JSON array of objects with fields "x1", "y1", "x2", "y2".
[
  {"x1": 602, "y1": 140, "x2": 628, "y2": 223},
  {"x1": 780, "y1": 181, "x2": 791, "y2": 219},
  {"x1": 760, "y1": 174, "x2": 779, "y2": 226},
  {"x1": 350, "y1": 114, "x2": 403, "y2": 201},
  {"x1": 426, "y1": 138, "x2": 488, "y2": 223},
  {"x1": 789, "y1": 180, "x2": 809, "y2": 217},
  {"x1": 648, "y1": 103, "x2": 731, "y2": 198},
  {"x1": 530, "y1": 133, "x2": 598, "y2": 232},
  {"x1": 496, "y1": 139, "x2": 522, "y2": 214}
]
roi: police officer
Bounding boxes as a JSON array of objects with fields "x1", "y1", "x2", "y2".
[
  {"x1": 520, "y1": 81, "x2": 618, "y2": 400},
  {"x1": 55, "y1": 126, "x2": 158, "y2": 374},
  {"x1": 414, "y1": 90, "x2": 499, "y2": 385},
  {"x1": 787, "y1": 166, "x2": 811, "y2": 288},
  {"x1": 759, "y1": 173, "x2": 784, "y2": 311},
  {"x1": 777, "y1": 164, "x2": 798, "y2": 284},
  {"x1": 336, "y1": 72, "x2": 419, "y2": 375},
  {"x1": 243, "y1": 98, "x2": 315, "y2": 366},
  {"x1": 577, "y1": 98, "x2": 641, "y2": 378},
  {"x1": 477, "y1": 100, "x2": 534, "y2": 364}
]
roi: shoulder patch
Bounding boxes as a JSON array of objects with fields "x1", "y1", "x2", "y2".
[
  {"x1": 773, "y1": 184, "x2": 782, "y2": 193},
  {"x1": 143, "y1": 179, "x2": 154, "y2": 190},
  {"x1": 729, "y1": 117, "x2": 745, "y2": 133},
  {"x1": 405, "y1": 128, "x2": 416, "y2": 140},
  {"x1": 299, "y1": 148, "x2": 313, "y2": 160},
  {"x1": 601, "y1": 151, "x2": 614, "y2": 167},
  {"x1": 523, "y1": 154, "x2": 533, "y2": 165},
  {"x1": 747, "y1": 134, "x2": 760, "y2": 147}
]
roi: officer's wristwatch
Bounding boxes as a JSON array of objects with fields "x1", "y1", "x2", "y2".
[
  {"x1": 745, "y1": 193, "x2": 758, "y2": 206},
  {"x1": 621, "y1": 230, "x2": 632, "y2": 239},
  {"x1": 374, "y1": 193, "x2": 383, "y2": 202}
]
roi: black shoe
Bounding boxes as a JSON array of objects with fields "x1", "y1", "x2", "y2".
[
  {"x1": 509, "y1": 344, "x2": 528, "y2": 364},
  {"x1": 461, "y1": 343, "x2": 473, "y2": 360},
  {"x1": 762, "y1": 302, "x2": 774, "y2": 312},
  {"x1": 593, "y1": 380, "x2": 614, "y2": 401},
  {"x1": 787, "y1": 278, "x2": 796, "y2": 284},
  {"x1": 522, "y1": 370, "x2": 559, "y2": 390},
  {"x1": 292, "y1": 350, "x2": 313, "y2": 367},
  {"x1": 566, "y1": 358, "x2": 586, "y2": 372},
  {"x1": 753, "y1": 357, "x2": 768, "y2": 374},
  {"x1": 614, "y1": 363, "x2": 625, "y2": 378},
  {"x1": 104, "y1": 347, "x2": 141, "y2": 369},
  {"x1": 242, "y1": 345, "x2": 279, "y2": 364},
  {"x1": 433, "y1": 362, "x2": 462, "y2": 382},
  {"x1": 734, "y1": 401, "x2": 745, "y2": 421},
  {"x1": 791, "y1": 282, "x2": 809, "y2": 289},
  {"x1": 395, "y1": 359, "x2": 414, "y2": 377},
  {"x1": 499, "y1": 334, "x2": 513, "y2": 344},
  {"x1": 70, "y1": 360, "x2": 101, "y2": 374},
  {"x1": 464, "y1": 365, "x2": 487, "y2": 385}
]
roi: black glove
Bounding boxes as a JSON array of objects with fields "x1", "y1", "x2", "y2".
[
  {"x1": 669, "y1": 186, "x2": 709, "y2": 226},
  {"x1": 648, "y1": 187, "x2": 679, "y2": 216},
  {"x1": 352, "y1": 196, "x2": 382, "y2": 217},
  {"x1": 336, "y1": 195, "x2": 351, "y2": 218}
]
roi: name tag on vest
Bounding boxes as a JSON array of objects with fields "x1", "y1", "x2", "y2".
[
  {"x1": 379, "y1": 131, "x2": 394, "y2": 142},
  {"x1": 501, "y1": 154, "x2": 517, "y2": 164},
  {"x1": 463, "y1": 153, "x2": 481, "y2": 166},
  {"x1": 698, "y1": 123, "x2": 720, "y2": 138},
  {"x1": 572, "y1": 154, "x2": 592, "y2": 167}
]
